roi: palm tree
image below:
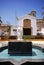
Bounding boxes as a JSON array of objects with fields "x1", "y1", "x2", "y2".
[{"x1": 42, "y1": 6, "x2": 44, "y2": 22}]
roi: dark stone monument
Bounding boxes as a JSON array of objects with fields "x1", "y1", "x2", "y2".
[{"x1": 8, "y1": 40, "x2": 32, "y2": 56}]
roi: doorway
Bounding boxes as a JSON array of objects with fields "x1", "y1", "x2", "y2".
[{"x1": 23, "y1": 28, "x2": 31, "y2": 35}]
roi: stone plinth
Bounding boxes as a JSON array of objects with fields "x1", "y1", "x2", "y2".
[{"x1": 8, "y1": 40, "x2": 32, "y2": 56}]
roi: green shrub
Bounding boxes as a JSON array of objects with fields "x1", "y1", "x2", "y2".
[{"x1": 22, "y1": 36, "x2": 35, "y2": 39}]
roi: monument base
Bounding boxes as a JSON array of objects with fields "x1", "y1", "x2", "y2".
[{"x1": 8, "y1": 40, "x2": 32, "y2": 56}]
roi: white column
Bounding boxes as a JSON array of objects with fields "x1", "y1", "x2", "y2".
[{"x1": 17, "y1": 26, "x2": 23, "y2": 40}]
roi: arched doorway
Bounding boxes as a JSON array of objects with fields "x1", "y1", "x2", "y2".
[{"x1": 23, "y1": 19, "x2": 31, "y2": 35}]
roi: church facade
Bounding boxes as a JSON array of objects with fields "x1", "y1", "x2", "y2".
[{"x1": 17, "y1": 11, "x2": 37, "y2": 39}]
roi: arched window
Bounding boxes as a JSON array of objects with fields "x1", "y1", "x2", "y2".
[{"x1": 23, "y1": 19, "x2": 31, "y2": 28}]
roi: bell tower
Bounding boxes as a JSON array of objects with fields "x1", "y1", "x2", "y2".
[{"x1": 29, "y1": 11, "x2": 36, "y2": 17}]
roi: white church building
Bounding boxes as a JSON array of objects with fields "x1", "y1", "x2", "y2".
[
  {"x1": 11, "y1": 11, "x2": 44, "y2": 39},
  {"x1": 16, "y1": 11, "x2": 37, "y2": 39}
]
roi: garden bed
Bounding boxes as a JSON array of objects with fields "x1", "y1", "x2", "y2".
[{"x1": 23, "y1": 35, "x2": 44, "y2": 39}]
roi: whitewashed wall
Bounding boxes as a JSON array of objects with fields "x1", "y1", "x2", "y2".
[
  {"x1": 31, "y1": 18, "x2": 37, "y2": 35},
  {"x1": 11, "y1": 26, "x2": 17, "y2": 36},
  {"x1": 18, "y1": 14, "x2": 37, "y2": 35}
]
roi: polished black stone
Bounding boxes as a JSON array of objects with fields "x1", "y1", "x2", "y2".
[
  {"x1": 0, "y1": 46, "x2": 8, "y2": 52},
  {"x1": 0, "y1": 62, "x2": 14, "y2": 65},
  {"x1": 21, "y1": 62, "x2": 44, "y2": 65},
  {"x1": 8, "y1": 41, "x2": 32, "y2": 56}
]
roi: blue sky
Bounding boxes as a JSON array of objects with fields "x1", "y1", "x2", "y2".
[{"x1": 0, "y1": 0, "x2": 44, "y2": 25}]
